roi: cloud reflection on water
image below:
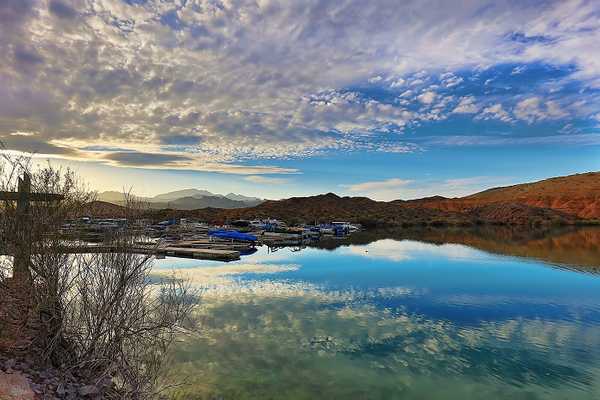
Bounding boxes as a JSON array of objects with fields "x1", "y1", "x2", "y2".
[
  {"x1": 151, "y1": 262, "x2": 417, "y2": 303},
  {"x1": 149, "y1": 252, "x2": 600, "y2": 399},
  {"x1": 168, "y1": 291, "x2": 600, "y2": 399},
  {"x1": 343, "y1": 239, "x2": 489, "y2": 262}
]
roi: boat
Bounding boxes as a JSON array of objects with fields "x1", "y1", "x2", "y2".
[{"x1": 208, "y1": 229, "x2": 258, "y2": 242}]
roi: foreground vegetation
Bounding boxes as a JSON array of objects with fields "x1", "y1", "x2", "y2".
[{"x1": 0, "y1": 152, "x2": 193, "y2": 399}]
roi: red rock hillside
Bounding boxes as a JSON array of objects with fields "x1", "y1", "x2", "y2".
[{"x1": 403, "y1": 172, "x2": 600, "y2": 220}]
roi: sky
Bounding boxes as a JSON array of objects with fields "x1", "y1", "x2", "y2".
[{"x1": 1, "y1": 0, "x2": 599, "y2": 200}]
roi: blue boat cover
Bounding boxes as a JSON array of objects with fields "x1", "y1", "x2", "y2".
[{"x1": 209, "y1": 229, "x2": 258, "y2": 242}]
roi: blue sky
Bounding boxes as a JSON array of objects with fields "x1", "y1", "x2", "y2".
[{"x1": 1, "y1": 0, "x2": 599, "y2": 199}]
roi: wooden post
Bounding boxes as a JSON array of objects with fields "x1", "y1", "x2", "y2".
[
  {"x1": 0, "y1": 173, "x2": 63, "y2": 282},
  {"x1": 14, "y1": 173, "x2": 32, "y2": 282}
]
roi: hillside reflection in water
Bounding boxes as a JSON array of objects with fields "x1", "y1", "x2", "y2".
[{"x1": 313, "y1": 226, "x2": 600, "y2": 273}]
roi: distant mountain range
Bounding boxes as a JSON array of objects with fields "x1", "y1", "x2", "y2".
[
  {"x1": 97, "y1": 189, "x2": 263, "y2": 210},
  {"x1": 91, "y1": 172, "x2": 600, "y2": 226}
]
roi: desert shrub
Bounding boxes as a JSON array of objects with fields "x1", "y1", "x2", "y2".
[{"x1": 0, "y1": 151, "x2": 194, "y2": 399}]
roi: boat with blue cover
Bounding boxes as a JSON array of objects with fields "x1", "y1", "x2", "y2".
[{"x1": 208, "y1": 229, "x2": 258, "y2": 242}]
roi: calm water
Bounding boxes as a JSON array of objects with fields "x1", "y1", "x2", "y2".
[{"x1": 153, "y1": 227, "x2": 600, "y2": 400}]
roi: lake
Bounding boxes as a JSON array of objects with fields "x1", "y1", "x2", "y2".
[{"x1": 153, "y1": 227, "x2": 600, "y2": 400}]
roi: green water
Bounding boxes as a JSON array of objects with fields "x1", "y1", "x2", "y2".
[{"x1": 154, "y1": 227, "x2": 600, "y2": 399}]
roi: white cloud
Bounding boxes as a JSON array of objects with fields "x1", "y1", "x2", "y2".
[
  {"x1": 441, "y1": 73, "x2": 463, "y2": 88},
  {"x1": 345, "y1": 178, "x2": 412, "y2": 193},
  {"x1": 558, "y1": 123, "x2": 577, "y2": 134},
  {"x1": 511, "y1": 65, "x2": 527, "y2": 75},
  {"x1": 417, "y1": 91, "x2": 437, "y2": 104},
  {"x1": 344, "y1": 175, "x2": 513, "y2": 200},
  {"x1": 426, "y1": 134, "x2": 600, "y2": 147},
  {"x1": 478, "y1": 103, "x2": 513, "y2": 123},
  {"x1": 345, "y1": 239, "x2": 487, "y2": 262},
  {"x1": 545, "y1": 100, "x2": 569, "y2": 119},
  {"x1": 244, "y1": 175, "x2": 290, "y2": 185},
  {"x1": 390, "y1": 78, "x2": 405, "y2": 88},
  {"x1": 0, "y1": 145, "x2": 300, "y2": 175},
  {"x1": 453, "y1": 96, "x2": 479, "y2": 114},
  {"x1": 513, "y1": 97, "x2": 568, "y2": 123},
  {"x1": 513, "y1": 97, "x2": 546, "y2": 123},
  {"x1": 9, "y1": 131, "x2": 36, "y2": 137}
]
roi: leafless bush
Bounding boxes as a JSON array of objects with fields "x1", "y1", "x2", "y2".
[
  {"x1": 1, "y1": 150, "x2": 195, "y2": 399},
  {"x1": 60, "y1": 240, "x2": 193, "y2": 399}
]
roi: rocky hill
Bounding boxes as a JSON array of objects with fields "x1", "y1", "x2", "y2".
[
  {"x1": 211, "y1": 193, "x2": 461, "y2": 226},
  {"x1": 143, "y1": 193, "x2": 576, "y2": 227},
  {"x1": 403, "y1": 172, "x2": 600, "y2": 219},
  {"x1": 82, "y1": 201, "x2": 127, "y2": 218}
]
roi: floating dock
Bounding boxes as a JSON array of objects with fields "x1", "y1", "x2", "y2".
[
  {"x1": 8, "y1": 243, "x2": 242, "y2": 262},
  {"x1": 173, "y1": 239, "x2": 254, "y2": 252},
  {"x1": 155, "y1": 246, "x2": 239, "y2": 261}
]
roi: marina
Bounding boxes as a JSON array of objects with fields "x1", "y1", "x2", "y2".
[{"x1": 49, "y1": 216, "x2": 363, "y2": 261}]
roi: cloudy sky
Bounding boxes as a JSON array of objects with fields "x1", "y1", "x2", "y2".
[{"x1": 1, "y1": 0, "x2": 599, "y2": 199}]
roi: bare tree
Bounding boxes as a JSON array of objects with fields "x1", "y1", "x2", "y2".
[{"x1": 1, "y1": 150, "x2": 194, "y2": 399}]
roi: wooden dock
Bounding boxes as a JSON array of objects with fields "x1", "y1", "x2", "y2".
[
  {"x1": 173, "y1": 240, "x2": 254, "y2": 252},
  {"x1": 155, "y1": 246, "x2": 240, "y2": 261},
  {"x1": 1, "y1": 244, "x2": 240, "y2": 262}
]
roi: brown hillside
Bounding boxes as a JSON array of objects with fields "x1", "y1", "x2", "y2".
[
  {"x1": 405, "y1": 172, "x2": 600, "y2": 219},
  {"x1": 143, "y1": 193, "x2": 574, "y2": 227},
  {"x1": 146, "y1": 193, "x2": 463, "y2": 226},
  {"x1": 218, "y1": 193, "x2": 457, "y2": 226},
  {"x1": 82, "y1": 201, "x2": 127, "y2": 218}
]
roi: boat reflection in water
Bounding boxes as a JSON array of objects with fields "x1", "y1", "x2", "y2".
[{"x1": 154, "y1": 227, "x2": 600, "y2": 400}]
